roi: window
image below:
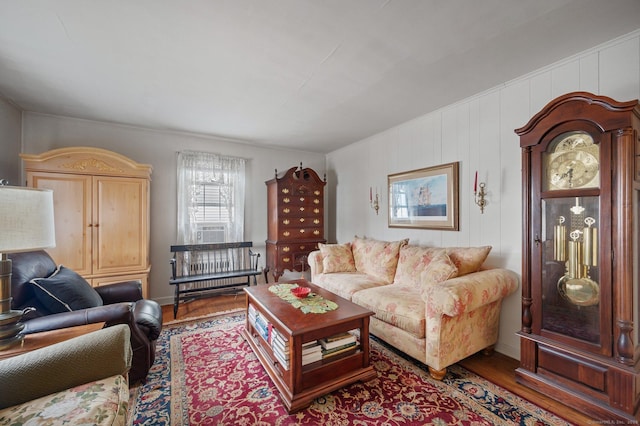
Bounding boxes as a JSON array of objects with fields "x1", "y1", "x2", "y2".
[{"x1": 177, "y1": 151, "x2": 245, "y2": 244}]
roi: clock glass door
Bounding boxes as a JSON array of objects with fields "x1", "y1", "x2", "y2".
[
  {"x1": 541, "y1": 196, "x2": 601, "y2": 344},
  {"x1": 536, "y1": 129, "x2": 610, "y2": 355}
]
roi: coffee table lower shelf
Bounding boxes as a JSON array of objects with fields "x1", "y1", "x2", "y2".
[{"x1": 241, "y1": 327, "x2": 376, "y2": 413}]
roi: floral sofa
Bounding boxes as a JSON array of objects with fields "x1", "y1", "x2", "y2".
[{"x1": 308, "y1": 236, "x2": 518, "y2": 379}]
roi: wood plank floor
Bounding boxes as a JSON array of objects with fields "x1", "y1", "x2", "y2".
[{"x1": 161, "y1": 293, "x2": 594, "y2": 425}]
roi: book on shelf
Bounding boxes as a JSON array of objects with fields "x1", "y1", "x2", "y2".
[
  {"x1": 321, "y1": 341, "x2": 358, "y2": 359},
  {"x1": 253, "y1": 318, "x2": 269, "y2": 341},
  {"x1": 271, "y1": 338, "x2": 289, "y2": 354},
  {"x1": 301, "y1": 341, "x2": 321, "y2": 355},
  {"x1": 324, "y1": 332, "x2": 353, "y2": 342},
  {"x1": 272, "y1": 345, "x2": 290, "y2": 361},
  {"x1": 302, "y1": 351, "x2": 323, "y2": 365},
  {"x1": 319, "y1": 332, "x2": 357, "y2": 350},
  {"x1": 271, "y1": 332, "x2": 289, "y2": 353},
  {"x1": 272, "y1": 346, "x2": 289, "y2": 370}
]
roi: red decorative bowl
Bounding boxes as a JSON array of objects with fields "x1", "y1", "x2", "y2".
[{"x1": 291, "y1": 286, "x2": 311, "y2": 298}]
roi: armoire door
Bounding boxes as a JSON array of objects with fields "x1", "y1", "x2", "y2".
[
  {"x1": 28, "y1": 171, "x2": 92, "y2": 276},
  {"x1": 93, "y1": 176, "x2": 149, "y2": 276}
]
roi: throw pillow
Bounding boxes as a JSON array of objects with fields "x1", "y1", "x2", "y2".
[
  {"x1": 394, "y1": 245, "x2": 446, "y2": 287},
  {"x1": 319, "y1": 243, "x2": 356, "y2": 273},
  {"x1": 30, "y1": 265, "x2": 104, "y2": 314},
  {"x1": 419, "y1": 252, "x2": 458, "y2": 300},
  {"x1": 446, "y1": 246, "x2": 492, "y2": 276},
  {"x1": 351, "y1": 236, "x2": 409, "y2": 283}
]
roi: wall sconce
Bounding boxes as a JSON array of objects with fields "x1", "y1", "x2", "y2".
[
  {"x1": 474, "y1": 171, "x2": 487, "y2": 214},
  {"x1": 369, "y1": 187, "x2": 379, "y2": 215}
]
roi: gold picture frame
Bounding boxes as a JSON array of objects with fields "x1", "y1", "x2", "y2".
[{"x1": 388, "y1": 161, "x2": 459, "y2": 230}]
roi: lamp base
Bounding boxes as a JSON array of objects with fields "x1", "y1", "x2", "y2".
[
  {"x1": 0, "y1": 333, "x2": 23, "y2": 351},
  {"x1": 0, "y1": 255, "x2": 27, "y2": 351}
]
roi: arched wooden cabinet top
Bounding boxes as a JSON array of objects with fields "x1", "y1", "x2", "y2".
[{"x1": 21, "y1": 147, "x2": 152, "y2": 179}]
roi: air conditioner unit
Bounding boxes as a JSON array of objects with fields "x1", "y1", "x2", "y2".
[{"x1": 196, "y1": 223, "x2": 226, "y2": 243}]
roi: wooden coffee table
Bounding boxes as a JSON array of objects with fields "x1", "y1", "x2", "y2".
[{"x1": 241, "y1": 279, "x2": 376, "y2": 413}]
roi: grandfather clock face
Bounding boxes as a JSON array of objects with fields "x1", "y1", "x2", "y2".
[
  {"x1": 543, "y1": 131, "x2": 600, "y2": 190},
  {"x1": 539, "y1": 130, "x2": 602, "y2": 344}
]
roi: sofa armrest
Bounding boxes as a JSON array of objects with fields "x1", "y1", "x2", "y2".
[
  {"x1": 0, "y1": 324, "x2": 132, "y2": 409},
  {"x1": 22, "y1": 303, "x2": 134, "y2": 334},
  {"x1": 308, "y1": 250, "x2": 324, "y2": 278},
  {"x1": 95, "y1": 280, "x2": 143, "y2": 304},
  {"x1": 424, "y1": 268, "x2": 519, "y2": 317}
]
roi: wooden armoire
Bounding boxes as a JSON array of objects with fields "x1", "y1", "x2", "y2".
[
  {"x1": 21, "y1": 147, "x2": 152, "y2": 297},
  {"x1": 515, "y1": 92, "x2": 640, "y2": 422},
  {"x1": 265, "y1": 164, "x2": 325, "y2": 282}
]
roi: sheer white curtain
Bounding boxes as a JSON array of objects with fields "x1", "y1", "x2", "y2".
[{"x1": 176, "y1": 151, "x2": 246, "y2": 244}]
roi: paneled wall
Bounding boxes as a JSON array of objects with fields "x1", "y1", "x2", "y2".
[{"x1": 326, "y1": 30, "x2": 640, "y2": 359}]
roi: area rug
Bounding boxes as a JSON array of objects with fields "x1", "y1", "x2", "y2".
[{"x1": 129, "y1": 310, "x2": 573, "y2": 425}]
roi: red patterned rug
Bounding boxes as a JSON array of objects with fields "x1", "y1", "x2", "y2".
[{"x1": 129, "y1": 310, "x2": 573, "y2": 425}]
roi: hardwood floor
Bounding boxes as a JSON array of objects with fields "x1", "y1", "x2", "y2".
[{"x1": 161, "y1": 293, "x2": 594, "y2": 425}]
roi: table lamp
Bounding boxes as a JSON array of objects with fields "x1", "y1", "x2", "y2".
[{"x1": 0, "y1": 185, "x2": 56, "y2": 349}]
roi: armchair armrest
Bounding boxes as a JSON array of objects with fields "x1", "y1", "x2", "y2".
[
  {"x1": 22, "y1": 303, "x2": 134, "y2": 334},
  {"x1": 95, "y1": 280, "x2": 143, "y2": 304},
  {"x1": 0, "y1": 324, "x2": 132, "y2": 410},
  {"x1": 424, "y1": 268, "x2": 518, "y2": 317},
  {"x1": 308, "y1": 250, "x2": 324, "y2": 278}
]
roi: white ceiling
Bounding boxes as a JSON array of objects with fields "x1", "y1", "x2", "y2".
[{"x1": 1, "y1": 1, "x2": 639, "y2": 153}]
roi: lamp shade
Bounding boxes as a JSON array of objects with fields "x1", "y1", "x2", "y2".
[{"x1": 0, "y1": 186, "x2": 56, "y2": 253}]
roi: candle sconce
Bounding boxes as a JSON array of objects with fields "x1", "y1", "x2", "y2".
[
  {"x1": 474, "y1": 182, "x2": 487, "y2": 214},
  {"x1": 370, "y1": 187, "x2": 379, "y2": 215}
]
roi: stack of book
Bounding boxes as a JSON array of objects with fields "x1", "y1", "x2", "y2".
[
  {"x1": 301, "y1": 341, "x2": 322, "y2": 365},
  {"x1": 248, "y1": 304, "x2": 290, "y2": 370},
  {"x1": 248, "y1": 305, "x2": 270, "y2": 342},
  {"x1": 319, "y1": 331, "x2": 359, "y2": 359},
  {"x1": 270, "y1": 327, "x2": 290, "y2": 370}
]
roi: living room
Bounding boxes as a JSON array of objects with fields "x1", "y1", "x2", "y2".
[{"x1": 1, "y1": 1, "x2": 640, "y2": 423}]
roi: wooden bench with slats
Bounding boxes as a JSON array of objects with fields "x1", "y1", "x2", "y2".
[{"x1": 170, "y1": 242, "x2": 261, "y2": 318}]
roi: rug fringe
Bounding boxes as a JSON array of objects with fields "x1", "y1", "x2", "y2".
[{"x1": 163, "y1": 308, "x2": 245, "y2": 326}]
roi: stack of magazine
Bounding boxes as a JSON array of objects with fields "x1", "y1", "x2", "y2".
[{"x1": 319, "y1": 331, "x2": 358, "y2": 359}]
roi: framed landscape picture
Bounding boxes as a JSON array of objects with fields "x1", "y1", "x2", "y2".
[{"x1": 388, "y1": 161, "x2": 459, "y2": 230}]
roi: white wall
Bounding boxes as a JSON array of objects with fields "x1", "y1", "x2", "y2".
[
  {"x1": 0, "y1": 96, "x2": 22, "y2": 185},
  {"x1": 20, "y1": 115, "x2": 326, "y2": 305},
  {"x1": 326, "y1": 30, "x2": 640, "y2": 359}
]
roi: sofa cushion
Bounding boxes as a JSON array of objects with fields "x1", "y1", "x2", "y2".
[
  {"x1": 419, "y1": 252, "x2": 458, "y2": 300},
  {"x1": 394, "y1": 245, "x2": 446, "y2": 286},
  {"x1": 30, "y1": 265, "x2": 103, "y2": 314},
  {"x1": 351, "y1": 236, "x2": 408, "y2": 284},
  {"x1": 352, "y1": 284, "x2": 425, "y2": 339},
  {"x1": 313, "y1": 272, "x2": 387, "y2": 301},
  {"x1": 318, "y1": 243, "x2": 356, "y2": 273},
  {"x1": 445, "y1": 246, "x2": 492, "y2": 276}
]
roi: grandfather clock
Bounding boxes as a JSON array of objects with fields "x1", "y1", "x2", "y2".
[
  {"x1": 515, "y1": 92, "x2": 640, "y2": 422},
  {"x1": 265, "y1": 164, "x2": 326, "y2": 282}
]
